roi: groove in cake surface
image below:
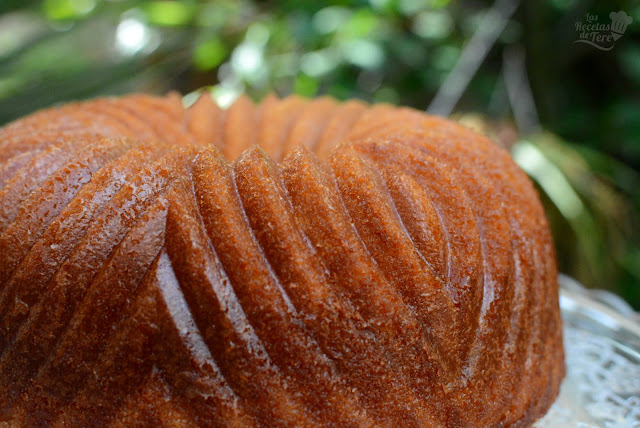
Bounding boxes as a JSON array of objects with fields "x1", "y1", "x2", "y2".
[
  {"x1": 235, "y1": 146, "x2": 435, "y2": 426},
  {"x1": 0, "y1": 144, "x2": 161, "y2": 375},
  {"x1": 164, "y1": 173, "x2": 315, "y2": 427}
]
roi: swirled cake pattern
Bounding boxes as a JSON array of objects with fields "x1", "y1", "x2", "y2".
[{"x1": 0, "y1": 93, "x2": 564, "y2": 427}]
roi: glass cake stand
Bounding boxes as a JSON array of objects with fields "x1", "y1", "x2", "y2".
[{"x1": 535, "y1": 275, "x2": 640, "y2": 427}]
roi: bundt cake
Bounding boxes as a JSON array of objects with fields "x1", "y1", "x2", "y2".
[{"x1": 0, "y1": 92, "x2": 564, "y2": 427}]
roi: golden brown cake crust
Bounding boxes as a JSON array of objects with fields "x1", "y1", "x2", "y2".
[{"x1": 0, "y1": 93, "x2": 564, "y2": 427}]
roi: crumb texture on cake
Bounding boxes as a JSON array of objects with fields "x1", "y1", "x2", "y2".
[{"x1": 0, "y1": 93, "x2": 564, "y2": 427}]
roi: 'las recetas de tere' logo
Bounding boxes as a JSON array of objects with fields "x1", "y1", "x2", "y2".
[{"x1": 574, "y1": 10, "x2": 633, "y2": 51}]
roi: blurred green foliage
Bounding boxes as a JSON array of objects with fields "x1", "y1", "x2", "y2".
[{"x1": 0, "y1": 0, "x2": 638, "y2": 306}]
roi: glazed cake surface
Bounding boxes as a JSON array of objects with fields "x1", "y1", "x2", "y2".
[{"x1": 0, "y1": 93, "x2": 564, "y2": 427}]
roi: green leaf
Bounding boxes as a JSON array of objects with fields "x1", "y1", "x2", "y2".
[
  {"x1": 143, "y1": 1, "x2": 195, "y2": 27},
  {"x1": 194, "y1": 37, "x2": 228, "y2": 71},
  {"x1": 293, "y1": 73, "x2": 318, "y2": 97}
]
